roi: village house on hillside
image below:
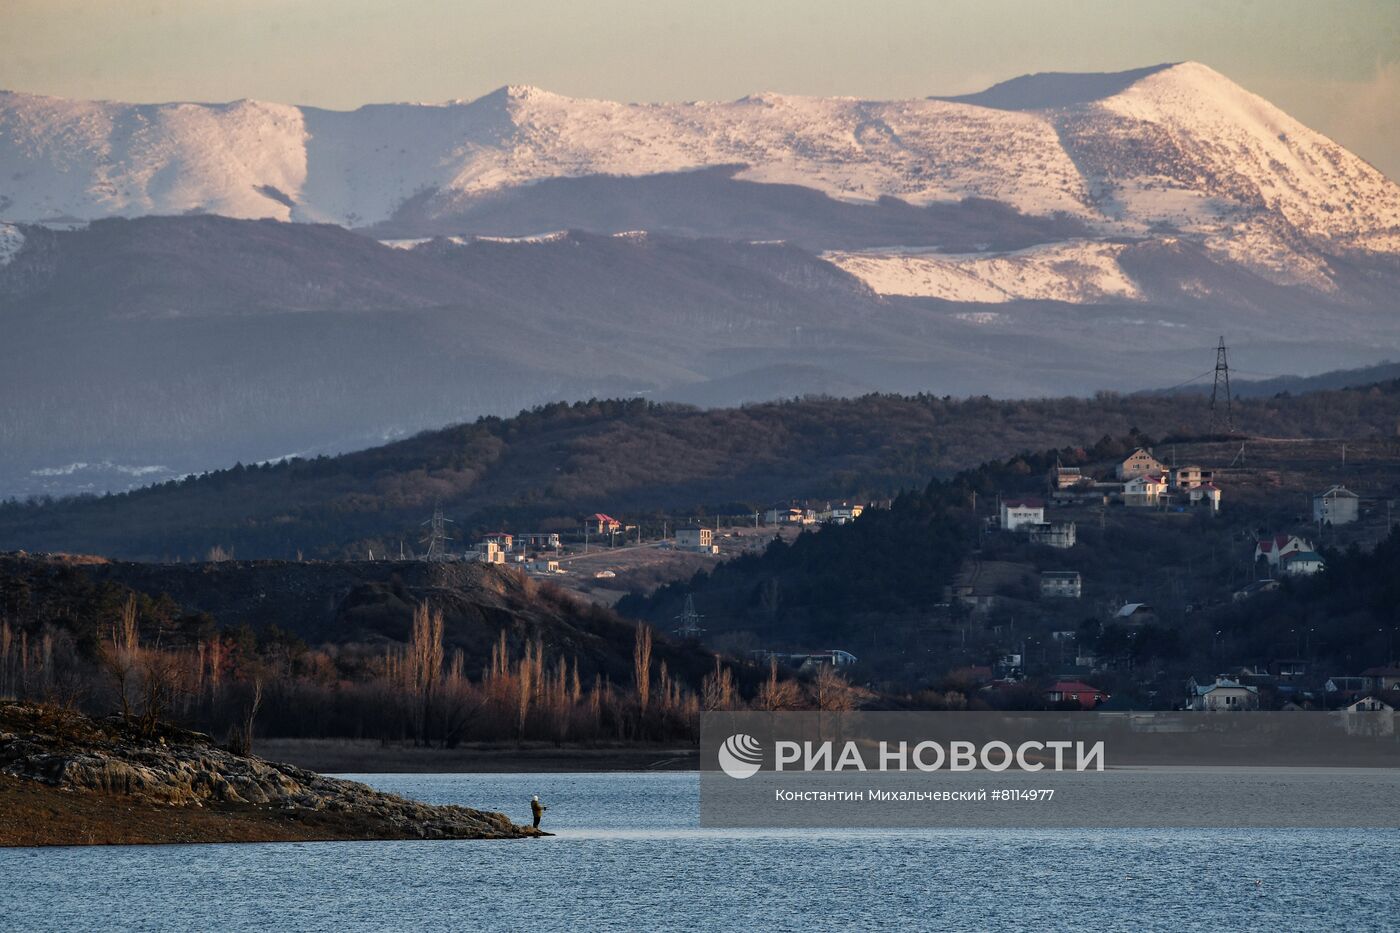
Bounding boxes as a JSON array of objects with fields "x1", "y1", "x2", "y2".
[
  {"x1": 472, "y1": 541, "x2": 507, "y2": 564},
  {"x1": 1187, "y1": 676, "x2": 1260, "y2": 710},
  {"x1": 822, "y1": 502, "x2": 864, "y2": 524},
  {"x1": 764, "y1": 504, "x2": 816, "y2": 525},
  {"x1": 1115, "y1": 602, "x2": 1157, "y2": 625},
  {"x1": 1281, "y1": 550, "x2": 1326, "y2": 576},
  {"x1": 1116, "y1": 447, "x2": 1165, "y2": 480},
  {"x1": 516, "y1": 532, "x2": 561, "y2": 551},
  {"x1": 1044, "y1": 680, "x2": 1108, "y2": 709},
  {"x1": 1255, "y1": 534, "x2": 1312, "y2": 567},
  {"x1": 676, "y1": 525, "x2": 719, "y2": 554},
  {"x1": 1182, "y1": 482, "x2": 1222, "y2": 511},
  {"x1": 1313, "y1": 485, "x2": 1360, "y2": 526},
  {"x1": 1123, "y1": 472, "x2": 1169, "y2": 507},
  {"x1": 1170, "y1": 465, "x2": 1213, "y2": 489},
  {"x1": 1040, "y1": 571, "x2": 1082, "y2": 598},
  {"x1": 1029, "y1": 520, "x2": 1076, "y2": 549},
  {"x1": 1047, "y1": 462, "x2": 1089, "y2": 492},
  {"x1": 947, "y1": 560, "x2": 1036, "y2": 614},
  {"x1": 1361, "y1": 666, "x2": 1400, "y2": 692},
  {"x1": 999, "y1": 497, "x2": 1045, "y2": 531},
  {"x1": 481, "y1": 532, "x2": 514, "y2": 551},
  {"x1": 583, "y1": 513, "x2": 623, "y2": 536}
]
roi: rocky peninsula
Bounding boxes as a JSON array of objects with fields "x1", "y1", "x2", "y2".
[{"x1": 0, "y1": 703, "x2": 545, "y2": 846}]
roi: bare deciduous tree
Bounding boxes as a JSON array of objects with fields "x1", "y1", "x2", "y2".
[
  {"x1": 633, "y1": 622, "x2": 653, "y2": 715},
  {"x1": 757, "y1": 655, "x2": 802, "y2": 711}
]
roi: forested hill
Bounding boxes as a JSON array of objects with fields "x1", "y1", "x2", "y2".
[{"x1": 4, "y1": 383, "x2": 1400, "y2": 561}]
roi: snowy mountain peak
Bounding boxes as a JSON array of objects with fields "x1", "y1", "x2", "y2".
[{"x1": 1, "y1": 66, "x2": 1397, "y2": 283}]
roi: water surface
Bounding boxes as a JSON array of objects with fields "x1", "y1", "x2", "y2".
[{"x1": 4, "y1": 772, "x2": 1397, "y2": 931}]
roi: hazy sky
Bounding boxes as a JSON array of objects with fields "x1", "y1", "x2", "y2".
[{"x1": 3, "y1": 0, "x2": 1398, "y2": 178}]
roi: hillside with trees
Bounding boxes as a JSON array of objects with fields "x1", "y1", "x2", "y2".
[{"x1": 4, "y1": 381, "x2": 1400, "y2": 561}]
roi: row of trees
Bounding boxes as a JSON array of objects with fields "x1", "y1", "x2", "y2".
[{"x1": 1, "y1": 597, "x2": 860, "y2": 748}]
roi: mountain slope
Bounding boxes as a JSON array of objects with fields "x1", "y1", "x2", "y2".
[
  {"x1": 3, "y1": 213, "x2": 1398, "y2": 499},
  {"x1": 4, "y1": 382, "x2": 1400, "y2": 561}
]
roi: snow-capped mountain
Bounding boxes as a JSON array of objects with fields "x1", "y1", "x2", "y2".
[
  {"x1": 4, "y1": 64, "x2": 1400, "y2": 498},
  {"x1": 3, "y1": 62, "x2": 1398, "y2": 295}
]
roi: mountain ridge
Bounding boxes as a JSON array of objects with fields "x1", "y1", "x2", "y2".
[{"x1": 4, "y1": 63, "x2": 1397, "y2": 266}]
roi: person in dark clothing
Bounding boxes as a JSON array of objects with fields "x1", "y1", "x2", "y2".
[{"x1": 531, "y1": 794, "x2": 548, "y2": 829}]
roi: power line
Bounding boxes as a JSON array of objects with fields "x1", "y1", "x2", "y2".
[
  {"x1": 1209, "y1": 336, "x2": 1233, "y2": 434},
  {"x1": 1158, "y1": 369, "x2": 1216, "y2": 394},
  {"x1": 420, "y1": 503, "x2": 454, "y2": 562}
]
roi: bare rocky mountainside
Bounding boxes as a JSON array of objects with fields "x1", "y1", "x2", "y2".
[{"x1": 2, "y1": 62, "x2": 1398, "y2": 497}]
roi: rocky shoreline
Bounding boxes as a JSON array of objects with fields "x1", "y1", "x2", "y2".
[{"x1": 0, "y1": 703, "x2": 545, "y2": 846}]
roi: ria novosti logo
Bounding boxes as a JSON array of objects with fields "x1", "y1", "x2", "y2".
[
  {"x1": 718, "y1": 733, "x2": 764, "y2": 779},
  {"x1": 714, "y1": 734, "x2": 1107, "y2": 778}
]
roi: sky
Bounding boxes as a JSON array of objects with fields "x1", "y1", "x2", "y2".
[{"x1": 2, "y1": 0, "x2": 1398, "y2": 178}]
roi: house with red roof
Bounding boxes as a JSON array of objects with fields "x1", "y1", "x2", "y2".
[
  {"x1": 1044, "y1": 680, "x2": 1108, "y2": 709},
  {"x1": 1254, "y1": 534, "x2": 1312, "y2": 568},
  {"x1": 1123, "y1": 472, "x2": 1169, "y2": 507},
  {"x1": 583, "y1": 513, "x2": 623, "y2": 535},
  {"x1": 1183, "y1": 481, "x2": 1222, "y2": 511}
]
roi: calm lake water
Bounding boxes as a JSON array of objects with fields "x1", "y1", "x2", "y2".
[{"x1": 4, "y1": 772, "x2": 1398, "y2": 932}]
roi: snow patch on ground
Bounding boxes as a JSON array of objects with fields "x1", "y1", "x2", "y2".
[
  {"x1": 473, "y1": 231, "x2": 570, "y2": 243},
  {"x1": 30, "y1": 461, "x2": 170, "y2": 478},
  {"x1": 825, "y1": 241, "x2": 1143, "y2": 304}
]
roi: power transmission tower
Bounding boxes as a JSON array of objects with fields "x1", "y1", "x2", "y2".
[
  {"x1": 674, "y1": 594, "x2": 705, "y2": 639},
  {"x1": 1209, "y1": 336, "x2": 1233, "y2": 434},
  {"x1": 420, "y1": 503, "x2": 454, "y2": 562}
]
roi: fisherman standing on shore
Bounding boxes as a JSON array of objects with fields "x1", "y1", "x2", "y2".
[{"x1": 531, "y1": 794, "x2": 548, "y2": 829}]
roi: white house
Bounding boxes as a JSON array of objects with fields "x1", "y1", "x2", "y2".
[
  {"x1": 1255, "y1": 534, "x2": 1312, "y2": 568},
  {"x1": 1187, "y1": 677, "x2": 1260, "y2": 711},
  {"x1": 1123, "y1": 473, "x2": 1168, "y2": 508},
  {"x1": 1116, "y1": 447, "x2": 1165, "y2": 480},
  {"x1": 1281, "y1": 550, "x2": 1326, "y2": 576},
  {"x1": 1183, "y1": 483, "x2": 1222, "y2": 512},
  {"x1": 1313, "y1": 485, "x2": 1360, "y2": 526},
  {"x1": 826, "y1": 503, "x2": 864, "y2": 524},
  {"x1": 528, "y1": 559, "x2": 561, "y2": 574},
  {"x1": 676, "y1": 526, "x2": 719, "y2": 553},
  {"x1": 1343, "y1": 696, "x2": 1394, "y2": 736},
  {"x1": 999, "y1": 498, "x2": 1045, "y2": 531},
  {"x1": 472, "y1": 541, "x2": 506, "y2": 564}
]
